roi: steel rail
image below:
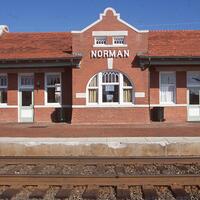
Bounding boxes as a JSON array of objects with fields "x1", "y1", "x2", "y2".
[
  {"x1": 0, "y1": 175, "x2": 199, "y2": 186},
  {"x1": 0, "y1": 157, "x2": 199, "y2": 165}
]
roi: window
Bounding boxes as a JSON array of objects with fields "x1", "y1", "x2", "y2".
[
  {"x1": 88, "y1": 75, "x2": 98, "y2": 103},
  {"x1": 160, "y1": 72, "x2": 176, "y2": 104},
  {"x1": 123, "y1": 75, "x2": 132, "y2": 102},
  {"x1": 20, "y1": 75, "x2": 34, "y2": 88},
  {"x1": 0, "y1": 75, "x2": 7, "y2": 104},
  {"x1": 46, "y1": 73, "x2": 61, "y2": 104},
  {"x1": 87, "y1": 71, "x2": 133, "y2": 104},
  {"x1": 102, "y1": 71, "x2": 119, "y2": 103},
  {"x1": 95, "y1": 36, "x2": 107, "y2": 45},
  {"x1": 187, "y1": 72, "x2": 200, "y2": 105},
  {"x1": 113, "y1": 36, "x2": 125, "y2": 45}
]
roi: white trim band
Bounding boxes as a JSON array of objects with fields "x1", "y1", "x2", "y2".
[
  {"x1": 0, "y1": 104, "x2": 188, "y2": 109},
  {"x1": 92, "y1": 31, "x2": 128, "y2": 36}
]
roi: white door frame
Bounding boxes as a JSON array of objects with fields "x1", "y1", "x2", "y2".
[
  {"x1": 187, "y1": 71, "x2": 200, "y2": 121},
  {"x1": 18, "y1": 73, "x2": 34, "y2": 122}
]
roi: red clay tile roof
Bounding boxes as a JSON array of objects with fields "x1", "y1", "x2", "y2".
[
  {"x1": 1, "y1": 30, "x2": 200, "y2": 60},
  {"x1": 0, "y1": 32, "x2": 72, "y2": 60},
  {"x1": 148, "y1": 30, "x2": 200, "y2": 57}
]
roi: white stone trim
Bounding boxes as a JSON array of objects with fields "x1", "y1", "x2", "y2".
[
  {"x1": 92, "y1": 31, "x2": 128, "y2": 36},
  {"x1": 34, "y1": 105, "x2": 62, "y2": 108},
  {"x1": 0, "y1": 105, "x2": 18, "y2": 108},
  {"x1": 76, "y1": 93, "x2": 86, "y2": 98},
  {"x1": 107, "y1": 58, "x2": 113, "y2": 69},
  {"x1": 93, "y1": 44, "x2": 128, "y2": 48},
  {"x1": 150, "y1": 104, "x2": 187, "y2": 107},
  {"x1": 135, "y1": 92, "x2": 145, "y2": 98},
  {"x1": 71, "y1": 104, "x2": 188, "y2": 108},
  {"x1": 0, "y1": 104, "x2": 188, "y2": 109},
  {"x1": 72, "y1": 104, "x2": 147, "y2": 108},
  {"x1": 71, "y1": 7, "x2": 148, "y2": 33}
]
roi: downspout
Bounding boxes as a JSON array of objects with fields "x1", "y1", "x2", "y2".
[{"x1": 148, "y1": 57, "x2": 151, "y2": 123}]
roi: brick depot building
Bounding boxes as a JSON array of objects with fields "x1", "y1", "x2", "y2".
[{"x1": 0, "y1": 7, "x2": 200, "y2": 124}]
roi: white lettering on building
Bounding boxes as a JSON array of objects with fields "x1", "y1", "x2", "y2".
[{"x1": 91, "y1": 50, "x2": 129, "y2": 58}]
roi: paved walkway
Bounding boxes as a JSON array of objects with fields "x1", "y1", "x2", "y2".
[{"x1": 0, "y1": 122, "x2": 200, "y2": 137}]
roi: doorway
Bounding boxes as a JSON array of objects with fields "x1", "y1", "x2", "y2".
[
  {"x1": 187, "y1": 72, "x2": 200, "y2": 121},
  {"x1": 19, "y1": 74, "x2": 34, "y2": 122}
]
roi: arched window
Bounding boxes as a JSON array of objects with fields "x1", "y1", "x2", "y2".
[{"x1": 87, "y1": 71, "x2": 133, "y2": 104}]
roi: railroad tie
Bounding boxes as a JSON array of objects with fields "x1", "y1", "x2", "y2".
[
  {"x1": 29, "y1": 188, "x2": 47, "y2": 199},
  {"x1": 171, "y1": 185, "x2": 190, "y2": 200},
  {"x1": 116, "y1": 184, "x2": 130, "y2": 199},
  {"x1": 0, "y1": 188, "x2": 20, "y2": 200},
  {"x1": 30, "y1": 164, "x2": 46, "y2": 174},
  {"x1": 82, "y1": 185, "x2": 98, "y2": 199},
  {"x1": 55, "y1": 185, "x2": 73, "y2": 199},
  {"x1": 142, "y1": 185, "x2": 158, "y2": 200},
  {"x1": 115, "y1": 165, "x2": 125, "y2": 176},
  {"x1": 155, "y1": 165, "x2": 167, "y2": 174},
  {"x1": 96, "y1": 164, "x2": 105, "y2": 175},
  {"x1": 175, "y1": 164, "x2": 189, "y2": 171},
  {"x1": 135, "y1": 165, "x2": 145, "y2": 175}
]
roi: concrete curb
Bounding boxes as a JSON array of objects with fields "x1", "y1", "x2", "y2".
[{"x1": 0, "y1": 137, "x2": 200, "y2": 157}]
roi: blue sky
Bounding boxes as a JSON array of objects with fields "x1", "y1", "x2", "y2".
[{"x1": 0, "y1": 0, "x2": 200, "y2": 32}]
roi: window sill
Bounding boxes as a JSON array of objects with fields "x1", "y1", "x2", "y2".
[
  {"x1": 86, "y1": 103, "x2": 134, "y2": 107},
  {"x1": 0, "y1": 104, "x2": 17, "y2": 108},
  {"x1": 44, "y1": 103, "x2": 62, "y2": 108},
  {"x1": 93, "y1": 44, "x2": 128, "y2": 48},
  {"x1": 159, "y1": 102, "x2": 176, "y2": 105}
]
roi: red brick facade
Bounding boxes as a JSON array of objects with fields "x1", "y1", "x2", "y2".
[
  {"x1": 0, "y1": 8, "x2": 200, "y2": 123},
  {"x1": 71, "y1": 8, "x2": 150, "y2": 124}
]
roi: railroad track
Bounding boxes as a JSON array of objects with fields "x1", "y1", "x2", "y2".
[{"x1": 0, "y1": 157, "x2": 199, "y2": 199}]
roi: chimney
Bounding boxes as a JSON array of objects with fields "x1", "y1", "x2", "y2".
[{"x1": 0, "y1": 25, "x2": 9, "y2": 36}]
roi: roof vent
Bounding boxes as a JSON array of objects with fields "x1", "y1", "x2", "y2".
[{"x1": 0, "y1": 25, "x2": 9, "y2": 36}]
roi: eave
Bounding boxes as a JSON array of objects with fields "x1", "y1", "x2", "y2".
[
  {"x1": 0, "y1": 56, "x2": 82, "y2": 69},
  {"x1": 137, "y1": 55, "x2": 200, "y2": 70}
]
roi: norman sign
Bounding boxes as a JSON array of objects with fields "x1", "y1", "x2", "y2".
[{"x1": 91, "y1": 50, "x2": 130, "y2": 58}]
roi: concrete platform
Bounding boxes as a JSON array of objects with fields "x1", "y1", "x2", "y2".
[{"x1": 0, "y1": 137, "x2": 200, "y2": 157}]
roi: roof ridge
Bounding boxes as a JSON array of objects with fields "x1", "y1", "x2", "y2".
[
  {"x1": 5, "y1": 31, "x2": 71, "y2": 34},
  {"x1": 149, "y1": 29, "x2": 200, "y2": 32}
]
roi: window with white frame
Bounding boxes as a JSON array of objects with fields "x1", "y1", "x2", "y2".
[
  {"x1": 102, "y1": 71, "x2": 119, "y2": 103},
  {"x1": 123, "y1": 75, "x2": 132, "y2": 102},
  {"x1": 187, "y1": 71, "x2": 200, "y2": 105},
  {"x1": 88, "y1": 75, "x2": 98, "y2": 103},
  {"x1": 46, "y1": 73, "x2": 61, "y2": 104},
  {"x1": 0, "y1": 75, "x2": 7, "y2": 104},
  {"x1": 20, "y1": 75, "x2": 34, "y2": 88},
  {"x1": 160, "y1": 72, "x2": 176, "y2": 104},
  {"x1": 87, "y1": 71, "x2": 133, "y2": 104},
  {"x1": 95, "y1": 36, "x2": 107, "y2": 45},
  {"x1": 113, "y1": 36, "x2": 125, "y2": 45}
]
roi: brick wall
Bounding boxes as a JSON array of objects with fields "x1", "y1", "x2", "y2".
[
  {"x1": 72, "y1": 107, "x2": 150, "y2": 124},
  {"x1": 150, "y1": 69, "x2": 187, "y2": 122},
  {"x1": 71, "y1": 8, "x2": 150, "y2": 124}
]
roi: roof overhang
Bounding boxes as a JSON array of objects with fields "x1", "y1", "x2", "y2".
[
  {"x1": 0, "y1": 56, "x2": 82, "y2": 69},
  {"x1": 137, "y1": 55, "x2": 200, "y2": 70}
]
